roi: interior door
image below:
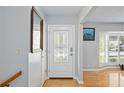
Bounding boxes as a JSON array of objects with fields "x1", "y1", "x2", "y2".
[{"x1": 48, "y1": 25, "x2": 74, "y2": 78}]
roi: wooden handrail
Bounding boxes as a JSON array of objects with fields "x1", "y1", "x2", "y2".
[{"x1": 0, "y1": 71, "x2": 22, "y2": 87}]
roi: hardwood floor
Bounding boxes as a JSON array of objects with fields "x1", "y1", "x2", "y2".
[
  {"x1": 43, "y1": 78, "x2": 81, "y2": 87},
  {"x1": 83, "y1": 68, "x2": 124, "y2": 87},
  {"x1": 43, "y1": 68, "x2": 124, "y2": 87}
]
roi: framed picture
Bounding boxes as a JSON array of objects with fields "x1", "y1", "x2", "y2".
[
  {"x1": 83, "y1": 28, "x2": 95, "y2": 41},
  {"x1": 31, "y1": 7, "x2": 43, "y2": 53}
]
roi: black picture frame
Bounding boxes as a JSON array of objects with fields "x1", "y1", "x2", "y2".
[
  {"x1": 83, "y1": 28, "x2": 95, "y2": 41},
  {"x1": 30, "y1": 6, "x2": 43, "y2": 53}
]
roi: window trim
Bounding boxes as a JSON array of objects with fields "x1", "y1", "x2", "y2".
[{"x1": 99, "y1": 31, "x2": 124, "y2": 65}]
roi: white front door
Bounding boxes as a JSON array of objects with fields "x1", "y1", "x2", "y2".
[{"x1": 48, "y1": 25, "x2": 75, "y2": 78}]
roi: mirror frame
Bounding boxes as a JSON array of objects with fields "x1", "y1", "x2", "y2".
[{"x1": 30, "y1": 6, "x2": 43, "y2": 53}]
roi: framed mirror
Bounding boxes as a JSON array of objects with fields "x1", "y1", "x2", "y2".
[{"x1": 31, "y1": 7, "x2": 43, "y2": 53}]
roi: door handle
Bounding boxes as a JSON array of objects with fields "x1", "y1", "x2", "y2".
[
  {"x1": 70, "y1": 47, "x2": 73, "y2": 56},
  {"x1": 70, "y1": 47, "x2": 73, "y2": 52},
  {"x1": 70, "y1": 53, "x2": 73, "y2": 56}
]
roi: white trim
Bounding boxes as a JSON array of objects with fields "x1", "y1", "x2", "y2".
[
  {"x1": 48, "y1": 25, "x2": 50, "y2": 77},
  {"x1": 83, "y1": 66, "x2": 119, "y2": 71},
  {"x1": 73, "y1": 76, "x2": 78, "y2": 80},
  {"x1": 41, "y1": 77, "x2": 49, "y2": 87},
  {"x1": 71, "y1": 24, "x2": 76, "y2": 78},
  {"x1": 74, "y1": 77, "x2": 84, "y2": 84},
  {"x1": 100, "y1": 31, "x2": 124, "y2": 64},
  {"x1": 77, "y1": 24, "x2": 84, "y2": 84},
  {"x1": 45, "y1": 77, "x2": 50, "y2": 80},
  {"x1": 41, "y1": 80, "x2": 45, "y2": 86},
  {"x1": 77, "y1": 80, "x2": 84, "y2": 84},
  {"x1": 76, "y1": 77, "x2": 84, "y2": 84}
]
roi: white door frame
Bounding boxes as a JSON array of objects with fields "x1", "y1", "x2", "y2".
[{"x1": 48, "y1": 25, "x2": 76, "y2": 78}]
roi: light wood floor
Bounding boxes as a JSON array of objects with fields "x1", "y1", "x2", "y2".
[
  {"x1": 83, "y1": 68, "x2": 124, "y2": 87},
  {"x1": 43, "y1": 78, "x2": 82, "y2": 87},
  {"x1": 43, "y1": 68, "x2": 124, "y2": 87}
]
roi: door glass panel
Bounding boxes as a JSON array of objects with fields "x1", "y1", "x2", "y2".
[
  {"x1": 54, "y1": 31, "x2": 68, "y2": 63},
  {"x1": 108, "y1": 36, "x2": 118, "y2": 62},
  {"x1": 119, "y1": 36, "x2": 124, "y2": 62}
]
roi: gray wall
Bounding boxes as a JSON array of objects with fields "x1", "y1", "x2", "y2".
[
  {"x1": 0, "y1": 8, "x2": 4, "y2": 66},
  {"x1": 0, "y1": 6, "x2": 47, "y2": 87},
  {"x1": 83, "y1": 23, "x2": 124, "y2": 69},
  {"x1": 46, "y1": 15, "x2": 79, "y2": 77},
  {"x1": 0, "y1": 6, "x2": 32, "y2": 87}
]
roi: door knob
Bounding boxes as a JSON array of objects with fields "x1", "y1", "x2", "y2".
[
  {"x1": 70, "y1": 53, "x2": 73, "y2": 56},
  {"x1": 70, "y1": 47, "x2": 73, "y2": 52}
]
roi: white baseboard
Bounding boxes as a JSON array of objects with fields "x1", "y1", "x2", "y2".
[
  {"x1": 74, "y1": 77, "x2": 84, "y2": 84},
  {"x1": 73, "y1": 76, "x2": 78, "y2": 80},
  {"x1": 41, "y1": 80, "x2": 46, "y2": 87},
  {"x1": 45, "y1": 76, "x2": 49, "y2": 80},
  {"x1": 41, "y1": 77, "x2": 49, "y2": 87},
  {"x1": 83, "y1": 66, "x2": 119, "y2": 71},
  {"x1": 77, "y1": 78, "x2": 84, "y2": 84}
]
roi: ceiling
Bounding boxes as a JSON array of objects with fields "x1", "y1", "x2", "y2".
[
  {"x1": 41, "y1": 6, "x2": 83, "y2": 17},
  {"x1": 84, "y1": 6, "x2": 124, "y2": 23}
]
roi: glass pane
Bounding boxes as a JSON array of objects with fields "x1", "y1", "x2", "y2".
[
  {"x1": 99, "y1": 32, "x2": 105, "y2": 63},
  {"x1": 108, "y1": 36, "x2": 118, "y2": 62},
  {"x1": 119, "y1": 36, "x2": 124, "y2": 62},
  {"x1": 54, "y1": 31, "x2": 68, "y2": 63}
]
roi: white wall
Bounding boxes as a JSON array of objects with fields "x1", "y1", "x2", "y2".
[
  {"x1": 78, "y1": 6, "x2": 93, "y2": 23},
  {"x1": 28, "y1": 52, "x2": 42, "y2": 87},
  {"x1": 84, "y1": 6, "x2": 124, "y2": 23},
  {"x1": 77, "y1": 6, "x2": 93, "y2": 82},
  {"x1": 46, "y1": 15, "x2": 79, "y2": 77},
  {"x1": 83, "y1": 23, "x2": 124, "y2": 69},
  {"x1": 77, "y1": 23, "x2": 83, "y2": 82}
]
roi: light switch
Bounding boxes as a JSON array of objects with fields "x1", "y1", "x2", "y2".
[{"x1": 16, "y1": 49, "x2": 21, "y2": 55}]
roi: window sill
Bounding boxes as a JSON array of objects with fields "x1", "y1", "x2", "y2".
[{"x1": 99, "y1": 63, "x2": 118, "y2": 68}]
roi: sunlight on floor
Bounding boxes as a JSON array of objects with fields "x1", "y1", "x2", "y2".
[
  {"x1": 43, "y1": 68, "x2": 124, "y2": 87},
  {"x1": 83, "y1": 68, "x2": 124, "y2": 87}
]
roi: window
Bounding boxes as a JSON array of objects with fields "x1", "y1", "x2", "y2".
[
  {"x1": 99, "y1": 32, "x2": 106, "y2": 63},
  {"x1": 119, "y1": 36, "x2": 124, "y2": 62},
  {"x1": 99, "y1": 32, "x2": 124, "y2": 63},
  {"x1": 108, "y1": 35, "x2": 118, "y2": 62}
]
